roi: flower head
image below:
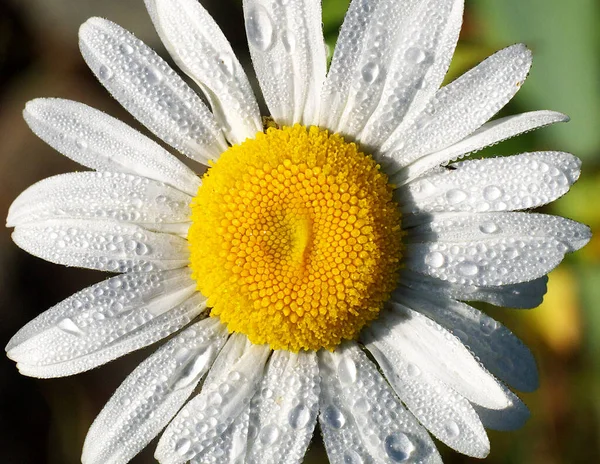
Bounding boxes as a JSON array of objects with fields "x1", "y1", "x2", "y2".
[{"x1": 6, "y1": 0, "x2": 591, "y2": 463}]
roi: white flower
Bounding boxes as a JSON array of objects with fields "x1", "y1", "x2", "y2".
[{"x1": 5, "y1": 0, "x2": 590, "y2": 463}]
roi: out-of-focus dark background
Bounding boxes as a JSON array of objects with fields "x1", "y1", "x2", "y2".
[{"x1": 0, "y1": 0, "x2": 599, "y2": 463}]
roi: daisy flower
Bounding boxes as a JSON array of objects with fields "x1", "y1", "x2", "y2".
[{"x1": 6, "y1": 0, "x2": 591, "y2": 463}]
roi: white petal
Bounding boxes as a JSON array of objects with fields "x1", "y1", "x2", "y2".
[
  {"x1": 362, "y1": 333, "x2": 490, "y2": 458},
  {"x1": 145, "y1": 0, "x2": 262, "y2": 145},
  {"x1": 7, "y1": 172, "x2": 191, "y2": 235},
  {"x1": 395, "y1": 290, "x2": 538, "y2": 392},
  {"x1": 6, "y1": 269, "x2": 203, "y2": 378},
  {"x1": 155, "y1": 334, "x2": 270, "y2": 464},
  {"x1": 392, "y1": 111, "x2": 569, "y2": 185},
  {"x1": 383, "y1": 44, "x2": 532, "y2": 169},
  {"x1": 82, "y1": 318, "x2": 228, "y2": 464},
  {"x1": 191, "y1": 409, "x2": 251, "y2": 464},
  {"x1": 243, "y1": 0, "x2": 326, "y2": 126},
  {"x1": 398, "y1": 270, "x2": 548, "y2": 309},
  {"x1": 318, "y1": 342, "x2": 441, "y2": 464},
  {"x1": 397, "y1": 151, "x2": 581, "y2": 213},
  {"x1": 319, "y1": 0, "x2": 420, "y2": 134},
  {"x1": 358, "y1": 0, "x2": 465, "y2": 149},
  {"x1": 246, "y1": 351, "x2": 319, "y2": 464},
  {"x1": 12, "y1": 219, "x2": 189, "y2": 273},
  {"x1": 405, "y1": 212, "x2": 591, "y2": 286},
  {"x1": 472, "y1": 385, "x2": 530, "y2": 431},
  {"x1": 23, "y1": 99, "x2": 201, "y2": 196},
  {"x1": 378, "y1": 302, "x2": 511, "y2": 410},
  {"x1": 79, "y1": 17, "x2": 227, "y2": 163}
]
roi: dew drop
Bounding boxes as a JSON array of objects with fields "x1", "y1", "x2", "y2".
[
  {"x1": 446, "y1": 189, "x2": 467, "y2": 205},
  {"x1": 337, "y1": 357, "x2": 357, "y2": 384},
  {"x1": 172, "y1": 346, "x2": 215, "y2": 391},
  {"x1": 457, "y1": 261, "x2": 479, "y2": 276},
  {"x1": 361, "y1": 62, "x2": 380, "y2": 83},
  {"x1": 407, "y1": 363, "x2": 421, "y2": 377},
  {"x1": 76, "y1": 139, "x2": 88, "y2": 149},
  {"x1": 289, "y1": 403, "x2": 310, "y2": 429},
  {"x1": 444, "y1": 420, "x2": 460, "y2": 438},
  {"x1": 281, "y1": 30, "x2": 296, "y2": 53},
  {"x1": 217, "y1": 53, "x2": 235, "y2": 77},
  {"x1": 98, "y1": 65, "x2": 113, "y2": 80},
  {"x1": 479, "y1": 221, "x2": 499, "y2": 234},
  {"x1": 343, "y1": 450, "x2": 364, "y2": 464},
  {"x1": 57, "y1": 318, "x2": 84, "y2": 336},
  {"x1": 175, "y1": 438, "x2": 191, "y2": 455},
  {"x1": 119, "y1": 43, "x2": 134, "y2": 55},
  {"x1": 404, "y1": 47, "x2": 427, "y2": 64},
  {"x1": 480, "y1": 315, "x2": 499, "y2": 335},
  {"x1": 384, "y1": 432, "x2": 416, "y2": 462},
  {"x1": 145, "y1": 66, "x2": 164, "y2": 85},
  {"x1": 424, "y1": 251, "x2": 445, "y2": 268},
  {"x1": 483, "y1": 185, "x2": 503, "y2": 201},
  {"x1": 324, "y1": 405, "x2": 346, "y2": 429},
  {"x1": 352, "y1": 397, "x2": 370, "y2": 413},
  {"x1": 245, "y1": 5, "x2": 275, "y2": 51},
  {"x1": 504, "y1": 247, "x2": 519, "y2": 259},
  {"x1": 259, "y1": 424, "x2": 280, "y2": 445}
]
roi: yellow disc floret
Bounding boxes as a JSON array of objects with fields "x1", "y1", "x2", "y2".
[{"x1": 188, "y1": 125, "x2": 402, "y2": 351}]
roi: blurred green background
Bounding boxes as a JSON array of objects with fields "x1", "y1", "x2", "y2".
[{"x1": 0, "y1": 0, "x2": 598, "y2": 463}]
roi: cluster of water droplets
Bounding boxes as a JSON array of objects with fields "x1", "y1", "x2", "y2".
[
  {"x1": 401, "y1": 151, "x2": 580, "y2": 214},
  {"x1": 79, "y1": 17, "x2": 227, "y2": 162},
  {"x1": 157, "y1": 337, "x2": 271, "y2": 463},
  {"x1": 388, "y1": 44, "x2": 532, "y2": 166},
  {"x1": 363, "y1": 325, "x2": 490, "y2": 458},
  {"x1": 243, "y1": 0, "x2": 324, "y2": 126},
  {"x1": 149, "y1": 0, "x2": 262, "y2": 144},
  {"x1": 397, "y1": 291, "x2": 538, "y2": 393},
  {"x1": 398, "y1": 270, "x2": 547, "y2": 309},
  {"x1": 82, "y1": 318, "x2": 227, "y2": 464},
  {"x1": 23, "y1": 98, "x2": 201, "y2": 197},
  {"x1": 318, "y1": 344, "x2": 440, "y2": 463},
  {"x1": 13, "y1": 218, "x2": 190, "y2": 274},
  {"x1": 358, "y1": 0, "x2": 460, "y2": 149},
  {"x1": 8, "y1": 171, "x2": 191, "y2": 234},
  {"x1": 6, "y1": 269, "x2": 204, "y2": 377},
  {"x1": 408, "y1": 211, "x2": 589, "y2": 288},
  {"x1": 244, "y1": 351, "x2": 319, "y2": 464}
]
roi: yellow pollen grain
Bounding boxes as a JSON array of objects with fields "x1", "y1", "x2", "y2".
[{"x1": 188, "y1": 125, "x2": 402, "y2": 351}]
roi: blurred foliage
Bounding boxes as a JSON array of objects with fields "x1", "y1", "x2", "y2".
[{"x1": 0, "y1": 0, "x2": 599, "y2": 463}]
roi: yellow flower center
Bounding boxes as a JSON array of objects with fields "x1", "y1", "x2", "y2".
[{"x1": 188, "y1": 125, "x2": 402, "y2": 351}]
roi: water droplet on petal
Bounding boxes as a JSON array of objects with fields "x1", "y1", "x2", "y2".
[
  {"x1": 76, "y1": 139, "x2": 88, "y2": 149},
  {"x1": 145, "y1": 66, "x2": 163, "y2": 85},
  {"x1": 404, "y1": 47, "x2": 427, "y2": 64},
  {"x1": 175, "y1": 438, "x2": 191, "y2": 455},
  {"x1": 119, "y1": 43, "x2": 134, "y2": 55},
  {"x1": 289, "y1": 403, "x2": 310, "y2": 429},
  {"x1": 343, "y1": 450, "x2": 364, "y2": 464},
  {"x1": 385, "y1": 432, "x2": 416, "y2": 462},
  {"x1": 217, "y1": 53, "x2": 235, "y2": 77},
  {"x1": 446, "y1": 189, "x2": 467, "y2": 205},
  {"x1": 246, "y1": 5, "x2": 275, "y2": 51},
  {"x1": 281, "y1": 31, "x2": 296, "y2": 53},
  {"x1": 337, "y1": 357, "x2": 357, "y2": 384},
  {"x1": 480, "y1": 315, "x2": 499, "y2": 335},
  {"x1": 425, "y1": 251, "x2": 445, "y2": 268},
  {"x1": 259, "y1": 424, "x2": 280, "y2": 445},
  {"x1": 98, "y1": 65, "x2": 113, "y2": 80},
  {"x1": 457, "y1": 261, "x2": 479, "y2": 276},
  {"x1": 444, "y1": 420, "x2": 461, "y2": 438},
  {"x1": 407, "y1": 363, "x2": 421, "y2": 377},
  {"x1": 57, "y1": 317, "x2": 84, "y2": 336},
  {"x1": 361, "y1": 62, "x2": 380, "y2": 83},
  {"x1": 479, "y1": 221, "x2": 499, "y2": 234},
  {"x1": 483, "y1": 185, "x2": 503, "y2": 201},
  {"x1": 324, "y1": 405, "x2": 346, "y2": 429}
]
